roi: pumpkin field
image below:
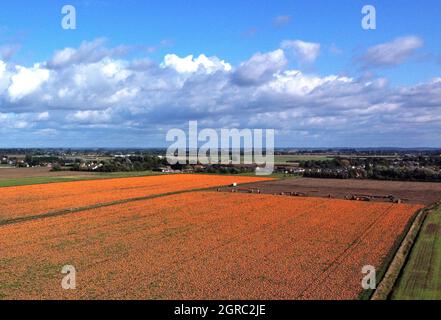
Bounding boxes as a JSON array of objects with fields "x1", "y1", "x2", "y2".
[
  {"x1": 0, "y1": 174, "x2": 270, "y2": 223},
  {"x1": 0, "y1": 174, "x2": 424, "y2": 300}
]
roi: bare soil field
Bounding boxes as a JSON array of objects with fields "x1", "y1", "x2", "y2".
[{"x1": 226, "y1": 178, "x2": 441, "y2": 205}]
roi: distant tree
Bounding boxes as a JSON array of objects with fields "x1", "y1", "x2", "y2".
[{"x1": 51, "y1": 163, "x2": 62, "y2": 172}]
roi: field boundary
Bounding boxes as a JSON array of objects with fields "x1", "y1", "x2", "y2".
[{"x1": 370, "y1": 202, "x2": 438, "y2": 300}]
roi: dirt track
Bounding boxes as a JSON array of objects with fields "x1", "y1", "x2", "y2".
[{"x1": 222, "y1": 178, "x2": 441, "y2": 205}]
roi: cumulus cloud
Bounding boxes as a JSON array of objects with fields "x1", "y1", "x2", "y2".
[
  {"x1": 360, "y1": 36, "x2": 424, "y2": 68},
  {"x1": 232, "y1": 49, "x2": 287, "y2": 86},
  {"x1": 281, "y1": 40, "x2": 321, "y2": 64},
  {"x1": 46, "y1": 38, "x2": 131, "y2": 69},
  {"x1": 68, "y1": 109, "x2": 112, "y2": 124},
  {"x1": 161, "y1": 54, "x2": 232, "y2": 73},
  {"x1": 8, "y1": 64, "x2": 50, "y2": 101},
  {"x1": 0, "y1": 39, "x2": 440, "y2": 147}
]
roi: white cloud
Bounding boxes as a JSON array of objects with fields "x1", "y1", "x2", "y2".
[
  {"x1": 263, "y1": 70, "x2": 352, "y2": 96},
  {"x1": 0, "y1": 112, "x2": 35, "y2": 130},
  {"x1": 161, "y1": 54, "x2": 231, "y2": 73},
  {"x1": 360, "y1": 36, "x2": 424, "y2": 68},
  {"x1": 106, "y1": 88, "x2": 139, "y2": 104},
  {"x1": 49, "y1": 48, "x2": 76, "y2": 68},
  {"x1": 68, "y1": 109, "x2": 112, "y2": 124},
  {"x1": 0, "y1": 60, "x2": 10, "y2": 94},
  {"x1": 281, "y1": 40, "x2": 321, "y2": 64},
  {"x1": 232, "y1": 49, "x2": 287, "y2": 86},
  {"x1": 101, "y1": 59, "x2": 131, "y2": 81},
  {"x1": 8, "y1": 64, "x2": 50, "y2": 101},
  {"x1": 0, "y1": 61, "x2": 6, "y2": 74},
  {"x1": 13, "y1": 120, "x2": 29, "y2": 129},
  {"x1": 46, "y1": 38, "x2": 132, "y2": 69},
  {"x1": 37, "y1": 112, "x2": 50, "y2": 121},
  {"x1": 0, "y1": 39, "x2": 440, "y2": 147}
]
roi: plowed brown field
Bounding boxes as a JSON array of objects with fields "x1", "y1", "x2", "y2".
[{"x1": 0, "y1": 191, "x2": 422, "y2": 300}]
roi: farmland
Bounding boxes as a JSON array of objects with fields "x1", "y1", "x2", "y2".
[
  {"x1": 0, "y1": 174, "x2": 270, "y2": 223},
  {"x1": 275, "y1": 154, "x2": 334, "y2": 164},
  {"x1": 0, "y1": 175, "x2": 423, "y2": 299},
  {"x1": 392, "y1": 203, "x2": 441, "y2": 299},
  {"x1": 0, "y1": 167, "x2": 167, "y2": 188},
  {"x1": 232, "y1": 178, "x2": 441, "y2": 205}
]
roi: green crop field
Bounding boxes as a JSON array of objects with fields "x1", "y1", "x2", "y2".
[
  {"x1": 392, "y1": 204, "x2": 441, "y2": 300},
  {"x1": 0, "y1": 171, "x2": 164, "y2": 188},
  {"x1": 274, "y1": 155, "x2": 334, "y2": 163}
]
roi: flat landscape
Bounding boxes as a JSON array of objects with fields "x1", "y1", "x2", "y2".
[
  {"x1": 233, "y1": 178, "x2": 441, "y2": 205},
  {"x1": 0, "y1": 174, "x2": 423, "y2": 299}
]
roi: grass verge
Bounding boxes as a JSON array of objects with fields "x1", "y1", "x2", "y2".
[
  {"x1": 390, "y1": 202, "x2": 441, "y2": 299},
  {"x1": 368, "y1": 205, "x2": 429, "y2": 300}
]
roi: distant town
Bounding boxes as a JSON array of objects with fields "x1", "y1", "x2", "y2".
[{"x1": 2, "y1": 148, "x2": 441, "y2": 182}]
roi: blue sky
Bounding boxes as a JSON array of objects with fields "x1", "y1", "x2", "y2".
[{"x1": 0, "y1": 0, "x2": 440, "y2": 147}]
